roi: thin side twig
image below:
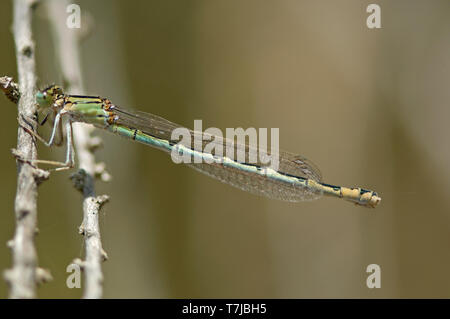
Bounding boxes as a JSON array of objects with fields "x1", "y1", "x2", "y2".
[
  {"x1": 3, "y1": 0, "x2": 51, "y2": 299},
  {"x1": 46, "y1": 0, "x2": 109, "y2": 299},
  {"x1": 0, "y1": 76, "x2": 21, "y2": 104}
]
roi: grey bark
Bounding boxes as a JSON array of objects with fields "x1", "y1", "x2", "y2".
[
  {"x1": 3, "y1": 0, "x2": 51, "y2": 299},
  {"x1": 46, "y1": 0, "x2": 109, "y2": 299}
]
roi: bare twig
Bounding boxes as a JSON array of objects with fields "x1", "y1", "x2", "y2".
[
  {"x1": 0, "y1": 76, "x2": 21, "y2": 104},
  {"x1": 3, "y1": 0, "x2": 50, "y2": 299},
  {"x1": 46, "y1": 0, "x2": 109, "y2": 298}
]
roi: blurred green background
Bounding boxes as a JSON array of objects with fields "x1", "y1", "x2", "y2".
[{"x1": 1, "y1": 0, "x2": 450, "y2": 298}]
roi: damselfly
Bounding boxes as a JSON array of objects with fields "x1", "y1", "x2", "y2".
[{"x1": 28, "y1": 85, "x2": 380, "y2": 208}]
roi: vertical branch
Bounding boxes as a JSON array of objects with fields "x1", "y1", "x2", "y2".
[
  {"x1": 46, "y1": 0, "x2": 109, "y2": 299},
  {"x1": 3, "y1": 0, "x2": 50, "y2": 299}
]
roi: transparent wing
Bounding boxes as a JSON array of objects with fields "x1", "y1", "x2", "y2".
[{"x1": 114, "y1": 107, "x2": 323, "y2": 201}]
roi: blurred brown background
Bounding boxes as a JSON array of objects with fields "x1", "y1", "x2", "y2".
[{"x1": 1, "y1": 0, "x2": 449, "y2": 298}]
